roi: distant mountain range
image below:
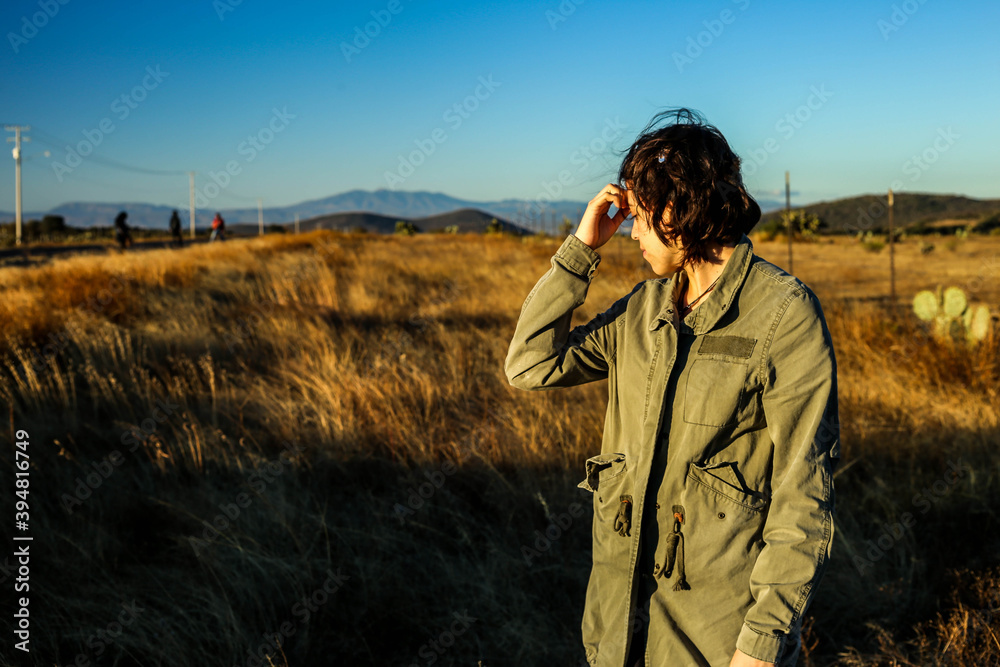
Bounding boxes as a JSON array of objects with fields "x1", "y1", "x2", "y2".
[
  {"x1": 0, "y1": 190, "x2": 587, "y2": 230},
  {"x1": 0, "y1": 188, "x2": 785, "y2": 231},
  {"x1": 4, "y1": 188, "x2": 996, "y2": 235}
]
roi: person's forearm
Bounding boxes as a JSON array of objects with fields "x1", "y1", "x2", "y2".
[{"x1": 504, "y1": 234, "x2": 607, "y2": 390}]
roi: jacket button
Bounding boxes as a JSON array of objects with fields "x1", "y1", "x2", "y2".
[
  {"x1": 655, "y1": 503, "x2": 660, "y2": 509},
  {"x1": 653, "y1": 563, "x2": 660, "y2": 573},
  {"x1": 718, "y1": 512, "x2": 726, "y2": 519},
  {"x1": 598, "y1": 496, "x2": 603, "y2": 503}
]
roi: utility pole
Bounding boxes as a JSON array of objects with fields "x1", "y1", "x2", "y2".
[
  {"x1": 188, "y1": 171, "x2": 196, "y2": 239},
  {"x1": 257, "y1": 198, "x2": 263, "y2": 235},
  {"x1": 294, "y1": 213, "x2": 299, "y2": 235},
  {"x1": 785, "y1": 170, "x2": 793, "y2": 275},
  {"x1": 888, "y1": 188, "x2": 896, "y2": 310},
  {"x1": 5, "y1": 125, "x2": 30, "y2": 246}
]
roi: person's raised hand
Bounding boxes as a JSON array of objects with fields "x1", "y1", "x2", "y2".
[{"x1": 573, "y1": 183, "x2": 630, "y2": 251}]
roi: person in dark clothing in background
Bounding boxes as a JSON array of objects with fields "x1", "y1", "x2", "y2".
[
  {"x1": 114, "y1": 211, "x2": 132, "y2": 249},
  {"x1": 169, "y1": 210, "x2": 184, "y2": 247}
]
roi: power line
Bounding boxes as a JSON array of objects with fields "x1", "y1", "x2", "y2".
[
  {"x1": 27, "y1": 126, "x2": 269, "y2": 209},
  {"x1": 21, "y1": 159, "x2": 268, "y2": 213},
  {"x1": 29, "y1": 128, "x2": 284, "y2": 210},
  {"x1": 190, "y1": 175, "x2": 261, "y2": 203},
  {"x1": 22, "y1": 158, "x2": 181, "y2": 195},
  {"x1": 31, "y1": 127, "x2": 187, "y2": 176}
]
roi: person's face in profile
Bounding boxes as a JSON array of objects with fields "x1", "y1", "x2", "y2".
[{"x1": 627, "y1": 188, "x2": 684, "y2": 277}]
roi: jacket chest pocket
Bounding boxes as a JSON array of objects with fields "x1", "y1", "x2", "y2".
[{"x1": 683, "y1": 357, "x2": 749, "y2": 428}]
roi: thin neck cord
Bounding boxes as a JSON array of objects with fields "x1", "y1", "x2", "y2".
[{"x1": 680, "y1": 272, "x2": 721, "y2": 314}]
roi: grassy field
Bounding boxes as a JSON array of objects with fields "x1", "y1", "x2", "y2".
[{"x1": 1, "y1": 230, "x2": 999, "y2": 666}]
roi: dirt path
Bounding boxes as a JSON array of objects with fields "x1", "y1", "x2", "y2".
[{"x1": 0, "y1": 237, "x2": 219, "y2": 267}]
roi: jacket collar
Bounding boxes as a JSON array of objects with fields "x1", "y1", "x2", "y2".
[{"x1": 648, "y1": 232, "x2": 755, "y2": 334}]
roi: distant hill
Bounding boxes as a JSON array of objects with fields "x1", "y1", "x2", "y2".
[
  {"x1": 759, "y1": 192, "x2": 1000, "y2": 234},
  {"x1": 244, "y1": 208, "x2": 530, "y2": 235},
  {"x1": 294, "y1": 211, "x2": 401, "y2": 234},
  {"x1": 414, "y1": 209, "x2": 527, "y2": 234}
]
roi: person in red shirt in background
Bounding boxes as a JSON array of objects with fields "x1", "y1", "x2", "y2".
[{"x1": 210, "y1": 212, "x2": 226, "y2": 242}]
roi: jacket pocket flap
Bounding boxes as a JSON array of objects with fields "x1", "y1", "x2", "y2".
[
  {"x1": 687, "y1": 461, "x2": 767, "y2": 512},
  {"x1": 578, "y1": 453, "x2": 627, "y2": 492}
]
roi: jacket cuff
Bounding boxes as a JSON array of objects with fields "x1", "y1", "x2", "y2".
[
  {"x1": 735, "y1": 623, "x2": 786, "y2": 664},
  {"x1": 553, "y1": 234, "x2": 601, "y2": 278}
]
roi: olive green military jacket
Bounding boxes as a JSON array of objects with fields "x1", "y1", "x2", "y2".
[{"x1": 504, "y1": 233, "x2": 840, "y2": 666}]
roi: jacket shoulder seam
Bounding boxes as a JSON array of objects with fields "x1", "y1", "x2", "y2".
[{"x1": 750, "y1": 259, "x2": 808, "y2": 291}]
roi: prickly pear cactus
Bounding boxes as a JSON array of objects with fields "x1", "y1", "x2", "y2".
[
  {"x1": 912, "y1": 285, "x2": 993, "y2": 344},
  {"x1": 913, "y1": 290, "x2": 940, "y2": 321},
  {"x1": 965, "y1": 304, "x2": 992, "y2": 342},
  {"x1": 942, "y1": 287, "x2": 967, "y2": 317}
]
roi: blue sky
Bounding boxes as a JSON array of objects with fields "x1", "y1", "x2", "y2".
[{"x1": 1, "y1": 0, "x2": 998, "y2": 213}]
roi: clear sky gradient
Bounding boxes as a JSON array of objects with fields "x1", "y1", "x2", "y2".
[{"x1": 1, "y1": 0, "x2": 998, "y2": 213}]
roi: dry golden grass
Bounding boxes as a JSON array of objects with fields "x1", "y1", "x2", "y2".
[
  {"x1": 750, "y1": 233, "x2": 1000, "y2": 306},
  {"x1": 1, "y1": 230, "x2": 998, "y2": 665}
]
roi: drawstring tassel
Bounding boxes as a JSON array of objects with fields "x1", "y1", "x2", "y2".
[
  {"x1": 673, "y1": 530, "x2": 690, "y2": 591},
  {"x1": 644, "y1": 502, "x2": 694, "y2": 589},
  {"x1": 668, "y1": 505, "x2": 690, "y2": 591},
  {"x1": 660, "y1": 533, "x2": 679, "y2": 579},
  {"x1": 614, "y1": 495, "x2": 633, "y2": 537}
]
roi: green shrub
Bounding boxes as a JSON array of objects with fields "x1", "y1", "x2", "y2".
[
  {"x1": 976, "y1": 211, "x2": 1000, "y2": 233},
  {"x1": 395, "y1": 220, "x2": 418, "y2": 236},
  {"x1": 41, "y1": 215, "x2": 67, "y2": 235},
  {"x1": 857, "y1": 230, "x2": 884, "y2": 252}
]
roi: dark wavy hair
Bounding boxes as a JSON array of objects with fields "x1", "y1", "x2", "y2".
[{"x1": 617, "y1": 108, "x2": 760, "y2": 267}]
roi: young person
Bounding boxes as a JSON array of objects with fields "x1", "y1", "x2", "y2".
[
  {"x1": 114, "y1": 211, "x2": 132, "y2": 249},
  {"x1": 169, "y1": 209, "x2": 184, "y2": 247},
  {"x1": 505, "y1": 108, "x2": 840, "y2": 667}
]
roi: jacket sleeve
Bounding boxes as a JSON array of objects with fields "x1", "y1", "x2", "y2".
[
  {"x1": 504, "y1": 233, "x2": 636, "y2": 390},
  {"x1": 736, "y1": 288, "x2": 841, "y2": 663}
]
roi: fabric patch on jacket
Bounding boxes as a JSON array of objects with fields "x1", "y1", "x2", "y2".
[{"x1": 697, "y1": 335, "x2": 756, "y2": 359}]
